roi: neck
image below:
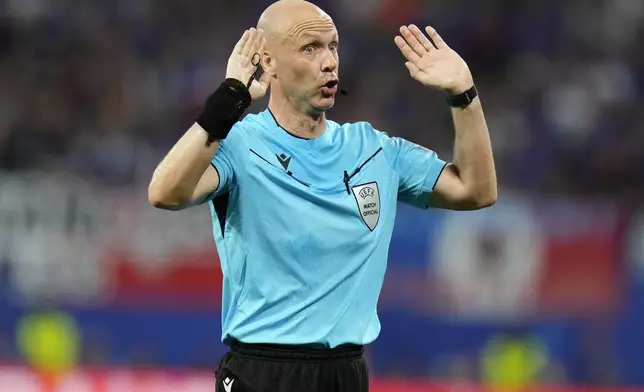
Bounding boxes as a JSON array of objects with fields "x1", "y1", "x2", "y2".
[{"x1": 268, "y1": 89, "x2": 326, "y2": 139}]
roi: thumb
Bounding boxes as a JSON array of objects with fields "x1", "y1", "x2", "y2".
[{"x1": 405, "y1": 62, "x2": 420, "y2": 76}]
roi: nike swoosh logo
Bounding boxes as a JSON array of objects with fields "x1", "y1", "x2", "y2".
[{"x1": 276, "y1": 154, "x2": 291, "y2": 170}]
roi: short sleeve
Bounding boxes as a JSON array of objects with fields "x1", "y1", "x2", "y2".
[
  {"x1": 202, "y1": 129, "x2": 240, "y2": 203},
  {"x1": 377, "y1": 131, "x2": 448, "y2": 209}
]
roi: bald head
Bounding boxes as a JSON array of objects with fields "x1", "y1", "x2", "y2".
[
  {"x1": 257, "y1": 0, "x2": 334, "y2": 45},
  {"x1": 257, "y1": 0, "x2": 340, "y2": 116}
]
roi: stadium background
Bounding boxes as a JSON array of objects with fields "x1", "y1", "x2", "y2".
[{"x1": 1, "y1": 0, "x2": 644, "y2": 390}]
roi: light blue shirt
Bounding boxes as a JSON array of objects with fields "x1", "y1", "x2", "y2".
[{"x1": 206, "y1": 109, "x2": 447, "y2": 348}]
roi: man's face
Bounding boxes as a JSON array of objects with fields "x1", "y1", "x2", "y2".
[{"x1": 273, "y1": 19, "x2": 339, "y2": 114}]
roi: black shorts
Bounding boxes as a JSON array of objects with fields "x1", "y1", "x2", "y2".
[{"x1": 215, "y1": 340, "x2": 369, "y2": 392}]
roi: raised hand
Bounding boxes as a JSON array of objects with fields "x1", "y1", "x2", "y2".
[
  {"x1": 226, "y1": 28, "x2": 270, "y2": 100},
  {"x1": 394, "y1": 25, "x2": 473, "y2": 95}
]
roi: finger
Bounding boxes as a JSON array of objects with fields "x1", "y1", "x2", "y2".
[
  {"x1": 399, "y1": 25, "x2": 426, "y2": 58},
  {"x1": 251, "y1": 36, "x2": 266, "y2": 67},
  {"x1": 248, "y1": 29, "x2": 264, "y2": 63},
  {"x1": 405, "y1": 61, "x2": 420, "y2": 76},
  {"x1": 394, "y1": 36, "x2": 421, "y2": 63},
  {"x1": 409, "y1": 24, "x2": 436, "y2": 51},
  {"x1": 241, "y1": 28, "x2": 258, "y2": 59},
  {"x1": 425, "y1": 26, "x2": 448, "y2": 49},
  {"x1": 233, "y1": 30, "x2": 250, "y2": 55}
]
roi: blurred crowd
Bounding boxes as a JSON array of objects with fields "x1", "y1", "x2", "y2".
[
  {"x1": 1, "y1": 0, "x2": 643, "y2": 198},
  {"x1": 1, "y1": 1, "x2": 644, "y2": 386}
]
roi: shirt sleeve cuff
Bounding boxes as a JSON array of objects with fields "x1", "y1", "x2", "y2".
[
  {"x1": 197, "y1": 162, "x2": 222, "y2": 205},
  {"x1": 425, "y1": 159, "x2": 449, "y2": 192},
  {"x1": 210, "y1": 162, "x2": 222, "y2": 193}
]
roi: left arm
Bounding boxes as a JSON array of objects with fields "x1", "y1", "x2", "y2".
[
  {"x1": 431, "y1": 97, "x2": 497, "y2": 210},
  {"x1": 395, "y1": 25, "x2": 497, "y2": 210}
]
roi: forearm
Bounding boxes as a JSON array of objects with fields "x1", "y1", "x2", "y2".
[
  {"x1": 450, "y1": 97, "x2": 497, "y2": 204},
  {"x1": 148, "y1": 123, "x2": 219, "y2": 207}
]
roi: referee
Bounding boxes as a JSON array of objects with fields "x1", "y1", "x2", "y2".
[{"x1": 149, "y1": 1, "x2": 496, "y2": 391}]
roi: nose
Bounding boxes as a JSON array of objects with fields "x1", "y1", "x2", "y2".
[{"x1": 321, "y1": 49, "x2": 338, "y2": 73}]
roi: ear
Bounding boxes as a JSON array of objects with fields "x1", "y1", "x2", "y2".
[{"x1": 261, "y1": 50, "x2": 277, "y2": 77}]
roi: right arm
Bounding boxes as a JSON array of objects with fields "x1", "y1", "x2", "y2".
[
  {"x1": 148, "y1": 27, "x2": 269, "y2": 210},
  {"x1": 148, "y1": 123, "x2": 222, "y2": 210}
]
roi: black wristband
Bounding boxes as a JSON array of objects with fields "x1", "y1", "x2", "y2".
[
  {"x1": 446, "y1": 85, "x2": 478, "y2": 108},
  {"x1": 196, "y1": 78, "x2": 252, "y2": 144}
]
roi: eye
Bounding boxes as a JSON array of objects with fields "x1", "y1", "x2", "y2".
[
  {"x1": 303, "y1": 45, "x2": 315, "y2": 54},
  {"x1": 329, "y1": 43, "x2": 338, "y2": 52}
]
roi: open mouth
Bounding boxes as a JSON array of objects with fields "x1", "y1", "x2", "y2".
[
  {"x1": 321, "y1": 80, "x2": 339, "y2": 96},
  {"x1": 323, "y1": 80, "x2": 339, "y2": 89}
]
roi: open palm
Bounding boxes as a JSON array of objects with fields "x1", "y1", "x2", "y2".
[
  {"x1": 226, "y1": 28, "x2": 270, "y2": 101},
  {"x1": 394, "y1": 25, "x2": 473, "y2": 95}
]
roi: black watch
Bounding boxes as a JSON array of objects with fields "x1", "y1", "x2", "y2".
[{"x1": 446, "y1": 85, "x2": 478, "y2": 108}]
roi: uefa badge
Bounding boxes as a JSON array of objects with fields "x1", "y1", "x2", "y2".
[{"x1": 351, "y1": 182, "x2": 380, "y2": 231}]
